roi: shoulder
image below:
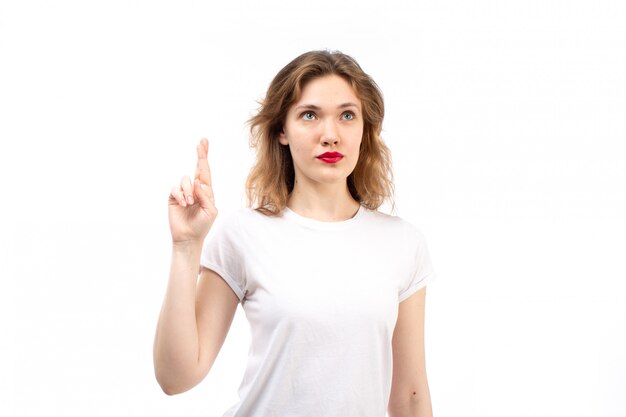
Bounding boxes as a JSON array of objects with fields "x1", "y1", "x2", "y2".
[
  {"x1": 211, "y1": 207, "x2": 281, "y2": 235},
  {"x1": 361, "y1": 208, "x2": 427, "y2": 243}
]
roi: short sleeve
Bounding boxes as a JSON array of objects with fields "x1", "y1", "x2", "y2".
[
  {"x1": 398, "y1": 225, "x2": 437, "y2": 303},
  {"x1": 200, "y1": 212, "x2": 247, "y2": 302}
]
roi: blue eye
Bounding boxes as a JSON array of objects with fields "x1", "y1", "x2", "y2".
[
  {"x1": 302, "y1": 111, "x2": 315, "y2": 120},
  {"x1": 342, "y1": 112, "x2": 355, "y2": 121}
]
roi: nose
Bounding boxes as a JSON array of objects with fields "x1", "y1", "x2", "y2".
[{"x1": 321, "y1": 119, "x2": 339, "y2": 146}]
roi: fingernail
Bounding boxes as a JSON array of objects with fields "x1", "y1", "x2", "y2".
[
  {"x1": 181, "y1": 200, "x2": 187, "y2": 207},
  {"x1": 187, "y1": 195, "x2": 194, "y2": 204}
]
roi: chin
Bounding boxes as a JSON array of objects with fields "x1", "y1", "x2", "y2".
[
  {"x1": 313, "y1": 174, "x2": 350, "y2": 185},
  {"x1": 296, "y1": 165, "x2": 356, "y2": 186}
]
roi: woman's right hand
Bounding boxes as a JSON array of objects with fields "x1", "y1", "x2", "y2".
[{"x1": 168, "y1": 138, "x2": 218, "y2": 245}]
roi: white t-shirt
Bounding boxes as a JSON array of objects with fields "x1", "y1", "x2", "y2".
[{"x1": 200, "y1": 205, "x2": 437, "y2": 417}]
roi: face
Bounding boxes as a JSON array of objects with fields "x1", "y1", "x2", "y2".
[{"x1": 279, "y1": 74, "x2": 364, "y2": 189}]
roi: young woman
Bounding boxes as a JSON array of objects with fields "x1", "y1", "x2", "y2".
[{"x1": 154, "y1": 50, "x2": 437, "y2": 417}]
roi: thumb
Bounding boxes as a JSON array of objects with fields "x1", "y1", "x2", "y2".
[{"x1": 193, "y1": 179, "x2": 212, "y2": 208}]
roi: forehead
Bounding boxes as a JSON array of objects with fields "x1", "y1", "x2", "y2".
[{"x1": 293, "y1": 74, "x2": 361, "y2": 108}]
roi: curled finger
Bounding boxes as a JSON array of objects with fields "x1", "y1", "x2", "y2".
[
  {"x1": 179, "y1": 175, "x2": 194, "y2": 205},
  {"x1": 169, "y1": 185, "x2": 187, "y2": 207}
]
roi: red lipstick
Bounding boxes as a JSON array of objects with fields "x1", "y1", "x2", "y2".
[{"x1": 317, "y1": 152, "x2": 344, "y2": 164}]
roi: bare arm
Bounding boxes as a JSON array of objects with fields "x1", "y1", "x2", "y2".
[
  {"x1": 153, "y1": 244, "x2": 238, "y2": 395},
  {"x1": 388, "y1": 287, "x2": 433, "y2": 417}
]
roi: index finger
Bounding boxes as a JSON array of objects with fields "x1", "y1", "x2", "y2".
[{"x1": 194, "y1": 138, "x2": 212, "y2": 186}]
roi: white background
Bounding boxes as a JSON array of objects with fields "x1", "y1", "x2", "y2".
[{"x1": 1, "y1": 0, "x2": 624, "y2": 416}]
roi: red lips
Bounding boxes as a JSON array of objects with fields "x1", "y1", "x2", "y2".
[{"x1": 317, "y1": 152, "x2": 344, "y2": 164}]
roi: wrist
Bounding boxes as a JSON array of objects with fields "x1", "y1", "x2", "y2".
[{"x1": 171, "y1": 239, "x2": 204, "y2": 252}]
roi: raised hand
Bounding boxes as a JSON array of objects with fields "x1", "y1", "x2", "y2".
[{"x1": 168, "y1": 138, "x2": 218, "y2": 245}]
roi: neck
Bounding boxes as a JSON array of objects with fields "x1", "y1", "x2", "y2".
[{"x1": 287, "y1": 180, "x2": 360, "y2": 222}]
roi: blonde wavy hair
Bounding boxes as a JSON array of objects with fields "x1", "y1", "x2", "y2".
[{"x1": 246, "y1": 50, "x2": 394, "y2": 216}]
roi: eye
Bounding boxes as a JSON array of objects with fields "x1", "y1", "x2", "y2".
[
  {"x1": 301, "y1": 111, "x2": 316, "y2": 120},
  {"x1": 341, "y1": 111, "x2": 355, "y2": 121}
]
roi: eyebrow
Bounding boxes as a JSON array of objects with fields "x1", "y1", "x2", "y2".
[{"x1": 294, "y1": 102, "x2": 360, "y2": 111}]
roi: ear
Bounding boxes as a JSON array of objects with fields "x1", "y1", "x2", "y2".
[{"x1": 278, "y1": 127, "x2": 289, "y2": 145}]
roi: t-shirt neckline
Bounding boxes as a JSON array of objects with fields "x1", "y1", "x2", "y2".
[{"x1": 282, "y1": 204, "x2": 365, "y2": 230}]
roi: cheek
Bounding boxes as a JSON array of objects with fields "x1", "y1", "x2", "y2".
[
  {"x1": 288, "y1": 142, "x2": 307, "y2": 160},
  {"x1": 346, "y1": 122, "x2": 364, "y2": 140},
  {"x1": 352, "y1": 128, "x2": 364, "y2": 149}
]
